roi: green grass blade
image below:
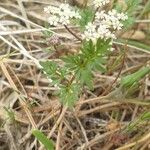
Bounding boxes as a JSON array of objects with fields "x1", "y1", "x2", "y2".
[
  {"x1": 32, "y1": 130, "x2": 54, "y2": 150},
  {"x1": 121, "y1": 67, "x2": 150, "y2": 88},
  {"x1": 115, "y1": 39, "x2": 150, "y2": 54}
]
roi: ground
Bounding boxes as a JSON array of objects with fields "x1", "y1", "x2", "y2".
[{"x1": 0, "y1": 0, "x2": 150, "y2": 150}]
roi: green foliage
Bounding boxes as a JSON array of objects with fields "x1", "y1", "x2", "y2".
[
  {"x1": 41, "y1": 38, "x2": 111, "y2": 107},
  {"x1": 117, "y1": 39, "x2": 150, "y2": 53},
  {"x1": 58, "y1": 84, "x2": 80, "y2": 107},
  {"x1": 128, "y1": 40, "x2": 150, "y2": 52},
  {"x1": 62, "y1": 54, "x2": 94, "y2": 89},
  {"x1": 40, "y1": 60, "x2": 80, "y2": 107},
  {"x1": 125, "y1": 0, "x2": 142, "y2": 14},
  {"x1": 119, "y1": 66, "x2": 150, "y2": 98},
  {"x1": 32, "y1": 130, "x2": 54, "y2": 150},
  {"x1": 40, "y1": 61, "x2": 66, "y2": 85},
  {"x1": 121, "y1": 66, "x2": 150, "y2": 88},
  {"x1": 4, "y1": 107, "x2": 15, "y2": 123},
  {"x1": 76, "y1": 64, "x2": 94, "y2": 89},
  {"x1": 122, "y1": 17, "x2": 135, "y2": 29},
  {"x1": 3, "y1": 107, "x2": 19, "y2": 128},
  {"x1": 141, "y1": 112, "x2": 150, "y2": 120},
  {"x1": 63, "y1": 38, "x2": 111, "y2": 89},
  {"x1": 126, "y1": 111, "x2": 150, "y2": 133},
  {"x1": 125, "y1": 0, "x2": 142, "y2": 28},
  {"x1": 41, "y1": 1, "x2": 149, "y2": 108},
  {"x1": 77, "y1": 7, "x2": 94, "y2": 30},
  {"x1": 80, "y1": 38, "x2": 110, "y2": 74}
]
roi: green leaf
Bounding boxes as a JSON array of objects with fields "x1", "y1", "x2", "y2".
[
  {"x1": 81, "y1": 39, "x2": 95, "y2": 57},
  {"x1": 116, "y1": 39, "x2": 150, "y2": 53},
  {"x1": 141, "y1": 112, "x2": 150, "y2": 120},
  {"x1": 40, "y1": 61, "x2": 57, "y2": 75},
  {"x1": 126, "y1": 111, "x2": 150, "y2": 133},
  {"x1": 40, "y1": 61, "x2": 66, "y2": 85},
  {"x1": 59, "y1": 84, "x2": 80, "y2": 107},
  {"x1": 77, "y1": 7, "x2": 94, "y2": 30},
  {"x1": 77, "y1": 68, "x2": 93, "y2": 89},
  {"x1": 62, "y1": 55, "x2": 83, "y2": 71},
  {"x1": 121, "y1": 67, "x2": 150, "y2": 88},
  {"x1": 123, "y1": 17, "x2": 135, "y2": 29},
  {"x1": 96, "y1": 38, "x2": 111, "y2": 55},
  {"x1": 32, "y1": 130, "x2": 54, "y2": 150},
  {"x1": 93, "y1": 60, "x2": 106, "y2": 73}
]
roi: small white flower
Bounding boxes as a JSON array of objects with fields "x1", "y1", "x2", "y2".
[
  {"x1": 44, "y1": 3, "x2": 81, "y2": 26},
  {"x1": 111, "y1": 20, "x2": 123, "y2": 30},
  {"x1": 82, "y1": 22, "x2": 99, "y2": 42},
  {"x1": 95, "y1": 11, "x2": 106, "y2": 20},
  {"x1": 105, "y1": 10, "x2": 128, "y2": 30},
  {"x1": 48, "y1": 16, "x2": 59, "y2": 26},
  {"x1": 44, "y1": 3, "x2": 128, "y2": 43},
  {"x1": 97, "y1": 24, "x2": 109, "y2": 38},
  {"x1": 44, "y1": 5, "x2": 59, "y2": 14},
  {"x1": 59, "y1": 16, "x2": 70, "y2": 25},
  {"x1": 59, "y1": 3, "x2": 70, "y2": 10},
  {"x1": 54, "y1": 84, "x2": 60, "y2": 90},
  {"x1": 108, "y1": 9, "x2": 128, "y2": 21},
  {"x1": 71, "y1": 11, "x2": 81, "y2": 19},
  {"x1": 105, "y1": 31, "x2": 116, "y2": 39},
  {"x1": 110, "y1": 47, "x2": 115, "y2": 51},
  {"x1": 93, "y1": 0, "x2": 110, "y2": 8},
  {"x1": 102, "y1": 19, "x2": 112, "y2": 27},
  {"x1": 44, "y1": 6, "x2": 51, "y2": 13},
  {"x1": 82, "y1": 8, "x2": 128, "y2": 42},
  {"x1": 108, "y1": 9, "x2": 117, "y2": 16},
  {"x1": 85, "y1": 22, "x2": 97, "y2": 32},
  {"x1": 117, "y1": 12, "x2": 128, "y2": 20},
  {"x1": 48, "y1": 78, "x2": 53, "y2": 83}
]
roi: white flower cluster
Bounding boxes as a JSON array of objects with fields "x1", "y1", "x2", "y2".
[
  {"x1": 82, "y1": 9, "x2": 128, "y2": 42},
  {"x1": 96, "y1": 10, "x2": 128, "y2": 30},
  {"x1": 93, "y1": 0, "x2": 110, "y2": 8},
  {"x1": 44, "y1": 3, "x2": 81, "y2": 26}
]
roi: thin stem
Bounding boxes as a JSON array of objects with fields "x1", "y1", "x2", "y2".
[{"x1": 64, "y1": 25, "x2": 82, "y2": 41}]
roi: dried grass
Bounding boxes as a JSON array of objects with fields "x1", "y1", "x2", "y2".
[{"x1": 0, "y1": 0, "x2": 150, "y2": 150}]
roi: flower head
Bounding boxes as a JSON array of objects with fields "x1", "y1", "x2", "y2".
[
  {"x1": 82, "y1": 9, "x2": 128, "y2": 42},
  {"x1": 95, "y1": 11, "x2": 106, "y2": 20},
  {"x1": 44, "y1": 3, "x2": 81, "y2": 26},
  {"x1": 82, "y1": 22, "x2": 116, "y2": 42},
  {"x1": 48, "y1": 16, "x2": 59, "y2": 26}
]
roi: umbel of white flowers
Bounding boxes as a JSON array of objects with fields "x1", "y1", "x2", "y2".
[
  {"x1": 82, "y1": 9, "x2": 128, "y2": 41},
  {"x1": 44, "y1": 3, "x2": 81, "y2": 26},
  {"x1": 44, "y1": 0, "x2": 128, "y2": 42}
]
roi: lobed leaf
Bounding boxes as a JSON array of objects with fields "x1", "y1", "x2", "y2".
[{"x1": 58, "y1": 84, "x2": 80, "y2": 107}]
